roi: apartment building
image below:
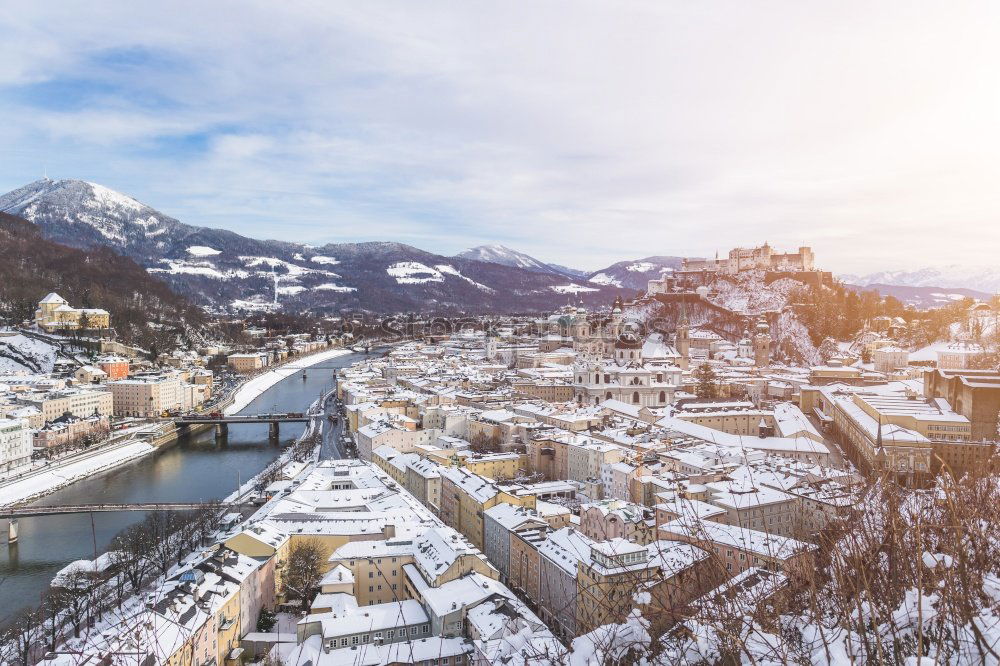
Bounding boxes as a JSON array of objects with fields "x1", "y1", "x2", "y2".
[
  {"x1": 0, "y1": 418, "x2": 32, "y2": 473},
  {"x1": 108, "y1": 375, "x2": 185, "y2": 417},
  {"x1": 537, "y1": 526, "x2": 595, "y2": 639},
  {"x1": 227, "y1": 352, "x2": 270, "y2": 373},
  {"x1": 405, "y1": 457, "x2": 443, "y2": 513},
  {"x1": 17, "y1": 387, "x2": 113, "y2": 422},
  {"x1": 482, "y1": 503, "x2": 548, "y2": 584}
]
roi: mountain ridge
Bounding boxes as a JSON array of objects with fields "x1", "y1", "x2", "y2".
[{"x1": 0, "y1": 179, "x2": 628, "y2": 314}]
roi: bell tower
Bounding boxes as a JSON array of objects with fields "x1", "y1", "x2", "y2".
[
  {"x1": 675, "y1": 301, "x2": 690, "y2": 359},
  {"x1": 753, "y1": 318, "x2": 771, "y2": 368}
]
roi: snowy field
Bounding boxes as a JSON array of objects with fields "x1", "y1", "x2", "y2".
[
  {"x1": 224, "y1": 348, "x2": 351, "y2": 415},
  {"x1": 0, "y1": 441, "x2": 155, "y2": 507},
  {"x1": 0, "y1": 334, "x2": 58, "y2": 373}
]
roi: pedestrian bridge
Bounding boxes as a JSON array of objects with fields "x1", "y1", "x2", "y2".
[
  {"x1": 1, "y1": 502, "x2": 249, "y2": 543},
  {"x1": 0, "y1": 502, "x2": 245, "y2": 519}
]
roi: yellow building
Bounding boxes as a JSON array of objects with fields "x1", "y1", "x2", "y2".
[
  {"x1": 214, "y1": 587, "x2": 242, "y2": 665},
  {"x1": 35, "y1": 292, "x2": 110, "y2": 331},
  {"x1": 439, "y1": 467, "x2": 536, "y2": 551},
  {"x1": 227, "y1": 353, "x2": 269, "y2": 373},
  {"x1": 462, "y1": 452, "x2": 527, "y2": 480}
]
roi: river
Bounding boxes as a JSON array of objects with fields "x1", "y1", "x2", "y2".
[{"x1": 0, "y1": 350, "x2": 364, "y2": 621}]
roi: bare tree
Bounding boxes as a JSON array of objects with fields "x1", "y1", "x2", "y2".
[
  {"x1": 3, "y1": 607, "x2": 44, "y2": 666},
  {"x1": 111, "y1": 522, "x2": 153, "y2": 596},
  {"x1": 53, "y1": 567, "x2": 100, "y2": 638},
  {"x1": 281, "y1": 538, "x2": 328, "y2": 603}
]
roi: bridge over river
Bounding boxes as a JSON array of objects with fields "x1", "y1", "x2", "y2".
[
  {"x1": 1, "y1": 502, "x2": 249, "y2": 542},
  {"x1": 171, "y1": 412, "x2": 315, "y2": 442}
]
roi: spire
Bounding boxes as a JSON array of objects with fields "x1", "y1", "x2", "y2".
[
  {"x1": 679, "y1": 300, "x2": 689, "y2": 327},
  {"x1": 876, "y1": 415, "x2": 883, "y2": 449}
]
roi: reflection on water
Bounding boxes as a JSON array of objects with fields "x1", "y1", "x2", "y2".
[{"x1": 0, "y1": 358, "x2": 348, "y2": 621}]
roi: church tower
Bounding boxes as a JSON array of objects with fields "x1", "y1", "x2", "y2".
[
  {"x1": 676, "y1": 302, "x2": 690, "y2": 359},
  {"x1": 753, "y1": 318, "x2": 771, "y2": 368},
  {"x1": 484, "y1": 325, "x2": 499, "y2": 361}
]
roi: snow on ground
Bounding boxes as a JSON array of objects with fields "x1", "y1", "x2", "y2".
[
  {"x1": 627, "y1": 262, "x2": 656, "y2": 272},
  {"x1": 239, "y1": 256, "x2": 338, "y2": 278},
  {"x1": 276, "y1": 285, "x2": 306, "y2": 296},
  {"x1": 87, "y1": 181, "x2": 144, "y2": 213},
  {"x1": 149, "y1": 260, "x2": 248, "y2": 280},
  {"x1": 275, "y1": 612, "x2": 299, "y2": 634},
  {"x1": 708, "y1": 272, "x2": 799, "y2": 315},
  {"x1": 589, "y1": 272, "x2": 623, "y2": 287},
  {"x1": 434, "y1": 265, "x2": 495, "y2": 292},
  {"x1": 314, "y1": 283, "x2": 357, "y2": 292},
  {"x1": 310, "y1": 255, "x2": 339, "y2": 265},
  {"x1": 551, "y1": 284, "x2": 598, "y2": 294},
  {"x1": 386, "y1": 262, "x2": 445, "y2": 284},
  {"x1": 0, "y1": 334, "x2": 58, "y2": 373},
  {"x1": 0, "y1": 441, "x2": 155, "y2": 507},
  {"x1": 774, "y1": 309, "x2": 821, "y2": 366},
  {"x1": 230, "y1": 299, "x2": 280, "y2": 312},
  {"x1": 225, "y1": 349, "x2": 350, "y2": 415},
  {"x1": 186, "y1": 245, "x2": 221, "y2": 257}
]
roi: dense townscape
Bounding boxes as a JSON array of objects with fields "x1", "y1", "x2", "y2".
[
  {"x1": 4, "y1": 3, "x2": 1000, "y2": 663},
  {"x1": 0, "y1": 241, "x2": 998, "y2": 664}
]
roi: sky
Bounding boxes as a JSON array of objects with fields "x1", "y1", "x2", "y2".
[{"x1": 1, "y1": 1, "x2": 999, "y2": 274}]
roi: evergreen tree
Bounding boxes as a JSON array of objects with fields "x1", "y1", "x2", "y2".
[{"x1": 693, "y1": 362, "x2": 719, "y2": 399}]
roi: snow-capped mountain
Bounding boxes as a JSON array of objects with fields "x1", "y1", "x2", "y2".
[
  {"x1": 586, "y1": 256, "x2": 685, "y2": 291},
  {"x1": 455, "y1": 244, "x2": 568, "y2": 275},
  {"x1": 0, "y1": 179, "x2": 625, "y2": 313},
  {"x1": 842, "y1": 283, "x2": 992, "y2": 309},
  {"x1": 840, "y1": 266, "x2": 1000, "y2": 294}
]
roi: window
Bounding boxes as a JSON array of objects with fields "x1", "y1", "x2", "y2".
[
  {"x1": 369, "y1": 585, "x2": 374, "y2": 592},
  {"x1": 341, "y1": 638, "x2": 348, "y2": 647},
  {"x1": 410, "y1": 626, "x2": 418, "y2": 636},
  {"x1": 369, "y1": 571, "x2": 374, "y2": 578},
  {"x1": 422, "y1": 625, "x2": 429, "y2": 634},
  {"x1": 375, "y1": 632, "x2": 382, "y2": 641},
  {"x1": 387, "y1": 630, "x2": 394, "y2": 639},
  {"x1": 392, "y1": 569, "x2": 397, "y2": 576},
  {"x1": 362, "y1": 634, "x2": 370, "y2": 644},
  {"x1": 632, "y1": 392, "x2": 640, "y2": 404},
  {"x1": 352, "y1": 636, "x2": 359, "y2": 645}
]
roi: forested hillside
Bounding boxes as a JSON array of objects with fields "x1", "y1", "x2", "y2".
[{"x1": 0, "y1": 212, "x2": 207, "y2": 350}]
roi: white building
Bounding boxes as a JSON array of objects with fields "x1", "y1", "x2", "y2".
[{"x1": 0, "y1": 418, "x2": 32, "y2": 473}]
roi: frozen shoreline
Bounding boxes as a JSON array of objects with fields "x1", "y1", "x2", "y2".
[
  {"x1": 0, "y1": 441, "x2": 156, "y2": 507},
  {"x1": 224, "y1": 348, "x2": 351, "y2": 415}
]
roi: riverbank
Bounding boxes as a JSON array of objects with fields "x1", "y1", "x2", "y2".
[
  {"x1": 224, "y1": 348, "x2": 350, "y2": 414},
  {"x1": 0, "y1": 441, "x2": 156, "y2": 506},
  {"x1": 0, "y1": 347, "x2": 350, "y2": 509}
]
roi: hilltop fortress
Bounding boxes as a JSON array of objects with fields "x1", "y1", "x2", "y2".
[
  {"x1": 681, "y1": 242, "x2": 815, "y2": 275},
  {"x1": 649, "y1": 243, "x2": 832, "y2": 294}
]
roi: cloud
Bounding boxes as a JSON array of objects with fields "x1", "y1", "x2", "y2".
[{"x1": 0, "y1": 1, "x2": 998, "y2": 272}]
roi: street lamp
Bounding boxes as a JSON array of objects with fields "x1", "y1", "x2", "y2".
[{"x1": 223, "y1": 461, "x2": 242, "y2": 502}]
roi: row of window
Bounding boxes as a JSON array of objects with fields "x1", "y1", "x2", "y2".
[
  {"x1": 367, "y1": 583, "x2": 399, "y2": 592},
  {"x1": 331, "y1": 623, "x2": 431, "y2": 648}
]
